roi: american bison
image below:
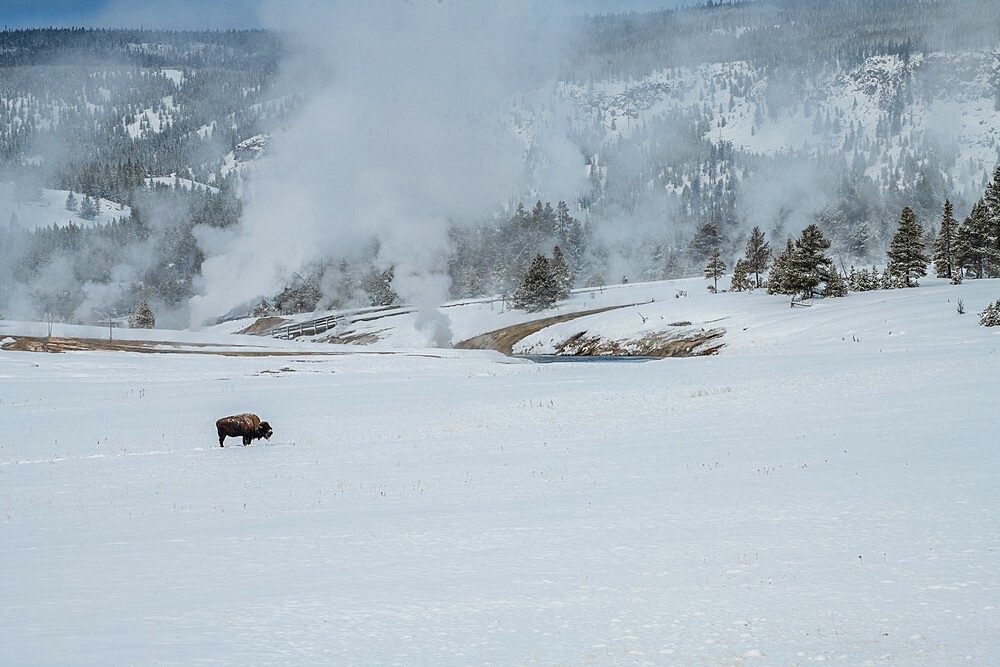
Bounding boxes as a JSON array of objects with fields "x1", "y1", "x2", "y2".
[{"x1": 216, "y1": 413, "x2": 273, "y2": 447}]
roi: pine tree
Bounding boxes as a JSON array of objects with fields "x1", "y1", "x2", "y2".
[
  {"x1": 65, "y1": 191, "x2": 78, "y2": 212},
  {"x1": 364, "y1": 267, "x2": 398, "y2": 306},
  {"x1": 981, "y1": 299, "x2": 1000, "y2": 327},
  {"x1": 550, "y1": 245, "x2": 572, "y2": 299},
  {"x1": 933, "y1": 199, "x2": 957, "y2": 279},
  {"x1": 787, "y1": 224, "x2": 833, "y2": 299},
  {"x1": 985, "y1": 168, "x2": 1000, "y2": 277},
  {"x1": 766, "y1": 239, "x2": 795, "y2": 295},
  {"x1": 869, "y1": 266, "x2": 881, "y2": 291},
  {"x1": 955, "y1": 201, "x2": 990, "y2": 279},
  {"x1": 743, "y1": 225, "x2": 771, "y2": 288},
  {"x1": 823, "y1": 263, "x2": 848, "y2": 297},
  {"x1": 513, "y1": 254, "x2": 558, "y2": 311},
  {"x1": 730, "y1": 258, "x2": 752, "y2": 292},
  {"x1": 690, "y1": 219, "x2": 721, "y2": 264},
  {"x1": 128, "y1": 299, "x2": 155, "y2": 329},
  {"x1": 886, "y1": 207, "x2": 928, "y2": 287},
  {"x1": 79, "y1": 195, "x2": 98, "y2": 220},
  {"x1": 847, "y1": 265, "x2": 860, "y2": 291},
  {"x1": 704, "y1": 247, "x2": 726, "y2": 293}
]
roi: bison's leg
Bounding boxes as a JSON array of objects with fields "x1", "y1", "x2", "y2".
[
  {"x1": 243, "y1": 435, "x2": 252, "y2": 446},
  {"x1": 218, "y1": 429, "x2": 226, "y2": 447}
]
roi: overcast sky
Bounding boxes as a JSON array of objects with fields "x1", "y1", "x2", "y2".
[{"x1": 2, "y1": 0, "x2": 701, "y2": 30}]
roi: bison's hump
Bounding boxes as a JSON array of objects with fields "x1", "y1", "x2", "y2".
[{"x1": 216, "y1": 413, "x2": 261, "y2": 431}]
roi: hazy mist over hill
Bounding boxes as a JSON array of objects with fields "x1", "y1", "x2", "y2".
[{"x1": 0, "y1": 0, "x2": 999, "y2": 329}]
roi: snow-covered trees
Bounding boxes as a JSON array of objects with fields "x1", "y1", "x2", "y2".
[
  {"x1": 363, "y1": 267, "x2": 398, "y2": 307},
  {"x1": 765, "y1": 226, "x2": 840, "y2": 301},
  {"x1": 514, "y1": 254, "x2": 560, "y2": 311},
  {"x1": 65, "y1": 191, "x2": 78, "y2": 212},
  {"x1": 886, "y1": 207, "x2": 929, "y2": 287},
  {"x1": 128, "y1": 299, "x2": 155, "y2": 328},
  {"x1": 823, "y1": 266, "x2": 848, "y2": 297},
  {"x1": 788, "y1": 224, "x2": 833, "y2": 299},
  {"x1": 847, "y1": 265, "x2": 884, "y2": 292},
  {"x1": 981, "y1": 299, "x2": 1000, "y2": 327},
  {"x1": 510, "y1": 244, "x2": 573, "y2": 312},
  {"x1": 250, "y1": 298, "x2": 273, "y2": 318},
  {"x1": 79, "y1": 195, "x2": 99, "y2": 220},
  {"x1": 551, "y1": 245, "x2": 572, "y2": 300}
]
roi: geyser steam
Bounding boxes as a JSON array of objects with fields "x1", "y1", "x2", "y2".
[{"x1": 189, "y1": 0, "x2": 580, "y2": 343}]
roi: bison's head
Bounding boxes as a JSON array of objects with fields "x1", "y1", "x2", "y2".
[{"x1": 258, "y1": 421, "x2": 273, "y2": 440}]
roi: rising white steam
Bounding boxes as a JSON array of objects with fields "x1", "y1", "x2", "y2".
[{"x1": 189, "y1": 0, "x2": 583, "y2": 343}]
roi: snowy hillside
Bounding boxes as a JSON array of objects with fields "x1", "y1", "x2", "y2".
[
  {"x1": 218, "y1": 276, "x2": 1000, "y2": 358},
  {"x1": 0, "y1": 185, "x2": 131, "y2": 230},
  {"x1": 558, "y1": 50, "x2": 1000, "y2": 202},
  {"x1": 3, "y1": 279, "x2": 998, "y2": 664}
]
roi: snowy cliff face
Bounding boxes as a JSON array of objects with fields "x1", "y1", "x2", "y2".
[{"x1": 551, "y1": 50, "x2": 999, "y2": 199}]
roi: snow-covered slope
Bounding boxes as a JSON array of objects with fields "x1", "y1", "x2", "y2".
[
  {"x1": 221, "y1": 276, "x2": 1000, "y2": 358},
  {"x1": 147, "y1": 174, "x2": 220, "y2": 194},
  {"x1": 2, "y1": 279, "x2": 998, "y2": 664},
  {"x1": 0, "y1": 185, "x2": 131, "y2": 230},
  {"x1": 557, "y1": 50, "x2": 1000, "y2": 199}
]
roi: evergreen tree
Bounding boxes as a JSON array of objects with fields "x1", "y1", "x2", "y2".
[
  {"x1": 985, "y1": 168, "x2": 1000, "y2": 276},
  {"x1": 981, "y1": 299, "x2": 1000, "y2": 327},
  {"x1": 823, "y1": 263, "x2": 848, "y2": 297},
  {"x1": 363, "y1": 267, "x2": 398, "y2": 306},
  {"x1": 690, "y1": 219, "x2": 721, "y2": 264},
  {"x1": 788, "y1": 224, "x2": 833, "y2": 299},
  {"x1": 729, "y1": 258, "x2": 752, "y2": 292},
  {"x1": 513, "y1": 254, "x2": 559, "y2": 311},
  {"x1": 551, "y1": 245, "x2": 572, "y2": 299},
  {"x1": 128, "y1": 299, "x2": 155, "y2": 328},
  {"x1": 743, "y1": 225, "x2": 771, "y2": 288},
  {"x1": 79, "y1": 195, "x2": 98, "y2": 220},
  {"x1": 847, "y1": 264, "x2": 868, "y2": 292},
  {"x1": 869, "y1": 266, "x2": 882, "y2": 290},
  {"x1": 955, "y1": 200, "x2": 990, "y2": 279},
  {"x1": 886, "y1": 206, "x2": 929, "y2": 287},
  {"x1": 766, "y1": 239, "x2": 796, "y2": 295},
  {"x1": 65, "y1": 191, "x2": 78, "y2": 212},
  {"x1": 663, "y1": 250, "x2": 682, "y2": 279},
  {"x1": 704, "y1": 247, "x2": 726, "y2": 293},
  {"x1": 933, "y1": 199, "x2": 957, "y2": 279}
]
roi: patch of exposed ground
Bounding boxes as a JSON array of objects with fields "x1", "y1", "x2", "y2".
[
  {"x1": 454, "y1": 303, "x2": 725, "y2": 357},
  {"x1": 238, "y1": 316, "x2": 290, "y2": 335},
  {"x1": 552, "y1": 328, "x2": 725, "y2": 357},
  {"x1": 454, "y1": 303, "x2": 648, "y2": 354},
  {"x1": 317, "y1": 328, "x2": 388, "y2": 345},
  {"x1": 0, "y1": 336, "x2": 338, "y2": 356}
]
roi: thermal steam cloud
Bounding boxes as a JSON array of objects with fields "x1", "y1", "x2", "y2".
[{"x1": 188, "y1": 0, "x2": 586, "y2": 342}]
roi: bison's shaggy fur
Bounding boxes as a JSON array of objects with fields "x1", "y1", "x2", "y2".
[{"x1": 216, "y1": 413, "x2": 273, "y2": 447}]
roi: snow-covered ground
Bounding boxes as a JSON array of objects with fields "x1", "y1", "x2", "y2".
[
  {"x1": 147, "y1": 175, "x2": 220, "y2": 194},
  {"x1": 2, "y1": 279, "x2": 999, "y2": 664},
  {"x1": 0, "y1": 186, "x2": 131, "y2": 231}
]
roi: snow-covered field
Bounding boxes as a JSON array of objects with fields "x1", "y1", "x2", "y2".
[{"x1": 2, "y1": 279, "x2": 999, "y2": 665}]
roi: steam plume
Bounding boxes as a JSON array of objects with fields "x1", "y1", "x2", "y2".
[{"x1": 189, "y1": 1, "x2": 582, "y2": 343}]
